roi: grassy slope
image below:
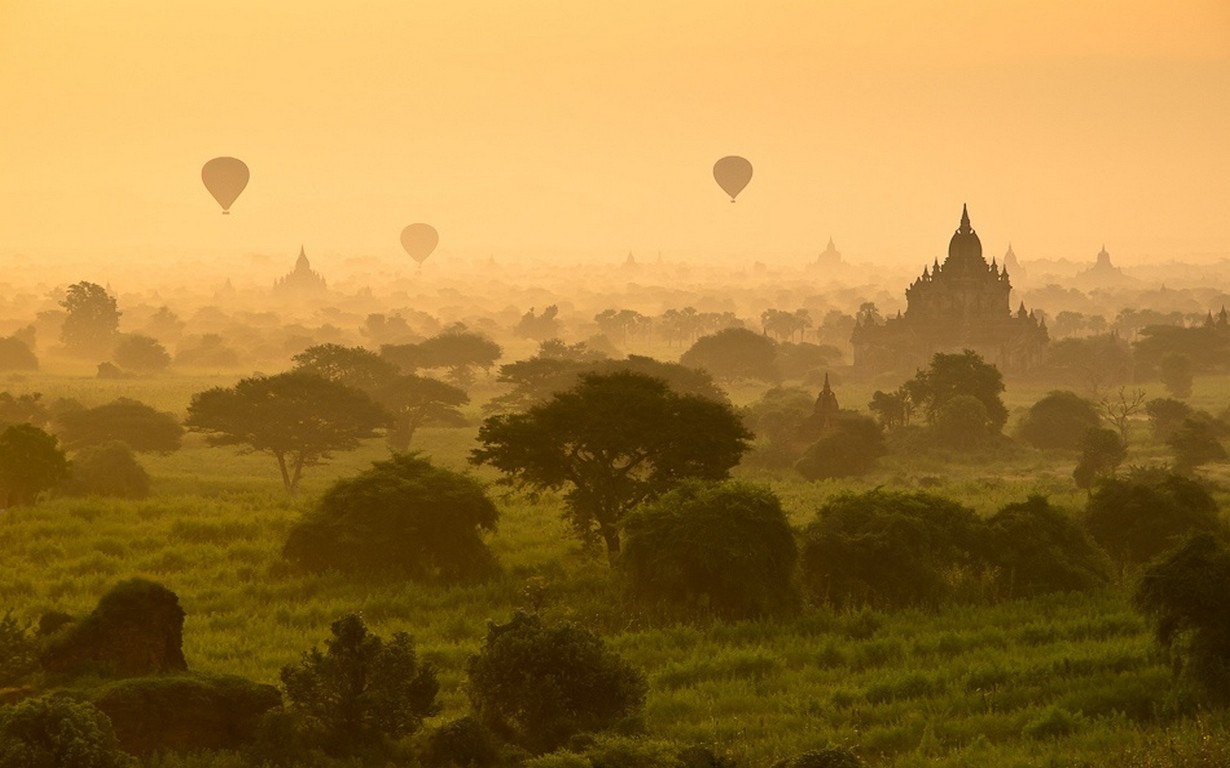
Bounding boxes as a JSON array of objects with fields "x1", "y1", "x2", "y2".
[{"x1": 2, "y1": 369, "x2": 1230, "y2": 765}]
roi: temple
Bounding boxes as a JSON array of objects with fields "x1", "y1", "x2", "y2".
[
  {"x1": 273, "y1": 246, "x2": 327, "y2": 296},
  {"x1": 851, "y1": 206, "x2": 1048, "y2": 374}
]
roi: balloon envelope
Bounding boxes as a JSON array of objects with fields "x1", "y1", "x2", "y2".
[
  {"x1": 713, "y1": 155, "x2": 753, "y2": 202},
  {"x1": 201, "y1": 157, "x2": 249, "y2": 214},
  {"x1": 400, "y1": 223, "x2": 439, "y2": 264}
]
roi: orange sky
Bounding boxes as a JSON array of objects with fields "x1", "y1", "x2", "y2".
[{"x1": 1, "y1": 1, "x2": 1228, "y2": 271}]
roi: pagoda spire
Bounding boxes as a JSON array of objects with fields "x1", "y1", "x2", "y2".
[{"x1": 959, "y1": 203, "x2": 971, "y2": 233}]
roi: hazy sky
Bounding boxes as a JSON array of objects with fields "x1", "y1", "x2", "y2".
[{"x1": 2, "y1": 1, "x2": 1228, "y2": 269}]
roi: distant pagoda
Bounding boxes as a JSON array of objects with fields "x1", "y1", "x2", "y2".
[{"x1": 273, "y1": 246, "x2": 327, "y2": 296}]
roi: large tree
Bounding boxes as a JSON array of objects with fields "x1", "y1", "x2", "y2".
[
  {"x1": 472, "y1": 371, "x2": 751, "y2": 556},
  {"x1": 679, "y1": 327, "x2": 780, "y2": 384},
  {"x1": 904, "y1": 349, "x2": 1008, "y2": 432},
  {"x1": 374, "y1": 374, "x2": 469, "y2": 453},
  {"x1": 59, "y1": 281, "x2": 121, "y2": 356},
  {"x1": 54, "y1": 398, "x2": 183, "y2": 453},
  {"x1": 185, "y1": 372, "x2": 388, "y2": 492}
]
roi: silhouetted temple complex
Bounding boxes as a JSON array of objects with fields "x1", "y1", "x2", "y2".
[
  {"x1": 273, "y1": 246, "x2": 328, "y2": 296},
  {"x1": 851, "y1": 206, "x2": 1048, "y2": 374}
]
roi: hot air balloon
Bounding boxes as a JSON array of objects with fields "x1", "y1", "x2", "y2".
[
  {"x1": 713, "y1": 155, "x2": 753, "y2": 202},
  {"x1": 400, "y1": 223, "x2": 439, "y2": 265},
  {"x1": 201, "y1": 157, "x2": 249, "y2": 214}
]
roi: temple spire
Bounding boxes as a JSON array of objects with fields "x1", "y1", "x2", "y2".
[{"x1": 959, "y1": 203, "x2": 971, "y2": 233}]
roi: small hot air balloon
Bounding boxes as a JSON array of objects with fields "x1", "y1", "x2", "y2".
[
  {"x1": 201, "y1": 157, "x2": 249, "y2": 214},
  {"x1": 400, "y1": 223, "x2": 439, "y2": 265},
  {"x1": 713, "y1": 155, "x2": 753, "y2": 202}
]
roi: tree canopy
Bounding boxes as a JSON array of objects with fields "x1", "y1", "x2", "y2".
[
  {"x1": 0, "y1": 423, "x2": 69, "y2": 507},
  {"x1": 679, "y1": 327, "x2": 780, "y2": 384},
  {"x1": 903, "y1": 349, "x2": 1008, "y2": 432},
  {"x1": 59, "y1": 282, "x2": 121, "y2": 357},
  {"x1": 185, "y1": 372, "x2": 388, "y2": 492},
  {"x1": 472, "y1": 371, "x2": 751, "y2": 556},
  {"x1": 1017, "y1": 391, "x2": 1103, "y2": 450},
  {"x1": 54, "y1": 398, "x2": 183, "y2": 453}
]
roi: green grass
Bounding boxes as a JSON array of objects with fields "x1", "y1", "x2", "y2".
[{"x1": 3, "y1": 369, "x2": 1230, "y2": 765}]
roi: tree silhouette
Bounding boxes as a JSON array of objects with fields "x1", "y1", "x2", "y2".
[
  {"x1": 0, "y1": 423, "x2": 69, "y2": 507},
  {"x1": 59, "y1": 282, "x2": 120, "y2": 356}
]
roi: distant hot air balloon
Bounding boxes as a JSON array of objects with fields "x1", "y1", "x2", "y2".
[
  {"x1": 400, "y1": 223, "x2": 439, "y2": 265},
  {"x1": 713, "y1": 155, "x2": 753, "y2": 202},
  {"x1": 201, "y1": 157, "x2": 250, "y2": 214}
]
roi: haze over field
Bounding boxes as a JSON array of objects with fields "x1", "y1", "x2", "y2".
[{"x1": 2, "y1": 0, "x2": 1228, "y2": 273}]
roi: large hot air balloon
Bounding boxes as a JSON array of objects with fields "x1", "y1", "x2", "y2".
[
  {"x1": 713, "y1": 155, "x2": 753, "y2": 202},
  {"x1": 400, "y1": 223, "x2": 439, "y2": 265},
  {"x1": 201, "y1": 157, "x2": 249, "y2": 214}
]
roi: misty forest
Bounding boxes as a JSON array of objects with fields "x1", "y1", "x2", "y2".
[{"x1": 4, "y1": 222, "x2": 1230, "y2": 768}]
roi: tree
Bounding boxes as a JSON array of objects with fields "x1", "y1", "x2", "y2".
[
  {"x1": 1084, "y1": 473, "x2": 1223, "y2": 568},
  {"x1": 374, "y1": 374, "x2": 469, "y2": 453},
  {"x1": 0, "y1": 696, "x2": 134, "y2": 768},
  {"x1": 904, "y1": 350, "x2": 1008, "y2": 432},
  {"x1": 54, "y1": 398, "x2": 182, "y2": 453},
  {"x1": 1017, "y1": 391, "x2": 1103, "y2": 450},
  {"x1": 382, "y1": 331, "x2": 502, "y2": 387},
  {"x1": 983, "y1": 496, "x2": 1110, "y2": 597},
  {"x1": 741, "y1": 387, "x2": 815, "y2": 467},
  {"x1": 112, "y1": 334, "x2": 170, "y2": 374},
  {"x1": 514, "y1": 305, "x2": 561, "y2": 340},
  {"x1": 466, "y1": 611, "x2": 646, "y2": 753},
  {"x1": 760, "y1": 308, "x2": 812, "y2": 342},
  {"x1": 593, "y1": 308, "x2": 650, "y2": 347},
  {"x1": 0, "y1": 423, "x2": 69, "y2": 507},
  {"x1": 59, "y1": 281, "x2": 121, "y2": 356},
  {"x1": 1073, "y1": 427, "x2": 1126, "y2": 491},
  {"x1": 1042, "y1": 334, "x2": 1134, "y2": 394},
  {"x1": 291, "y1": 343, "x2": 398, "y2": 392},
  {"x1": 173, "y1": 334, "x2": 241, "y2": 369},
  {"x1": 776, "y1": 341, "x2": 842, "y2": 381},
  {"x1": 61, "y1": 441, "x2": 150, "y2": 499},
  {"x1": 679, "y1": 327, "x2": 780, "y2": 384},
  {"x1": 1098, "y1": 386, "x2": 1148, "y2": 443},
  {"x1": 472, "y1": 371, "x2": 751, "y2": 556},
  {"x1": 1146, "y1": 397, "x2": 1195, "y2": 441},
  {"x1": 280, "y1": 614, "x2": 439, "y2": 756},
  {"x1": 0, "y1": 392, "x2": 49, "y2": 429},
  {"x1": 185, "y1": 372, "x2": 389, "y2": 492},
  {"x1": 795, "y1": 414, "x2": 885, "y2": 479},
  {"x1": 284, "y1": 454, "x2": 498, "y2": 582},
  {"x1": 0, "y1": 610, "x2": 36, "y2": 687},
  {"x1": 0, "y1": 337, "x2": 38, "y2": 372},
  {"x1": 620, "y1": 480, "x2": 799, "y2": 619},
  {"x1": 1159, "y1": 352, "x2": 1194, "y2": 399},
  {"x1": 868, "y1": 388, "x2": 912, "y2": 430},
  {"x1": 1168, "y1": 418, "x2": 1227, "y2": 474},
  {"x1": 800, "y1": 490, "x2": 984, "y2": 609},
  {"x1": 1134, "y1": 534, "x2": 1230, "y2": 703},
  {"x1": 932, "y1": 394, "x2": 996, "y2": 449}
]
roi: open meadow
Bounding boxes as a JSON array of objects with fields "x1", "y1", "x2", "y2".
[{"x1": 3, "y1": 368, "x2": 1229, "y2": 766}]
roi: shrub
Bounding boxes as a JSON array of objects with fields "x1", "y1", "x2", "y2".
[
  {"x1": 0, "y1": 695, "x2": 134, "y2": 768},
  {"x1": 281, "y1": 614, "x2": 439, "y2": 757},
  {"x1": 0, "y1": 423, "x2": 69, "y2": 507},
  {"x1": 283, "y1": 453, "x2": 498, "y2": 582},
  {"x1": 1167, "y1": 418, "x2": 1227, "y2": 474},
  {"x1": 113, "y1": 334, "x2": 171, "y2": 374},
  {"x1": 773, "y1": 747, "x2": 864, "y2": 768},
  {"x1": 61, "y1": 441, "x2": 150, "y2": 499},
  {"x1": 1073, "y1": 427, "x2": 1126, "y2": 491},
  {"x1": 1146, "y1": 398, "x2": 1194, "y2": 441},
  {"x1": 1134, "y1": 534, "x2": 1230, "y2": 704},
  {"x1": 0, "y1": 610, "x2": 36, "y2": 687},
  {"x1": 982, "y1": 496, "x2": 1110, "y2": 597},
  {"x1": 422, "y1": 716, "x2": 506, "y2": 768},
  {"x1": 932, "y1": 394, "x2": 994, "y2": 449},
  {"x1": 795, "y1": 413, "x2": 885, "y2": 480},
  {"x1": 1017, "y1": 390, "x2": 1102, "y2": 450},
  {"x1": 467, "y1": 611, "x2": 647, "y2": 753},
  {"x1": 1084, "y1": 474, "x2": 1223, "y2": 568},
  {"x1": 54, "y1": 398, "x2": 182, "y2": 453},
  {"x1": 800, "y1": 490, "x2": 984, "y2": 609},
  {"x1": 0, "y1": 336, "x2": 38, "y2": 372},
  {"x1": 620, "y1": 480, "x2": 798, "y2": 619}
]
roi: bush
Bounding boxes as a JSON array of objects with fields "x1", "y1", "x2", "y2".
[
  {"x1": 1017, "y1": 391, "x2": 1102, "y2": 450},
  {"x1": 283, "y1": 453, "x2": 498, "y2": 582},
  {"x1": 983, "y1": 496, "x2": 1110, "y2": 597},
  {"x1": 0, "y1": 336, "x2": 38, "y2": 372},
  {"x1": 1168, "y1": 418, "x2": 1227, "y2": 474},
  {"x1": 795, "y1": 413, "x2": 885, "y2": 480},
  {"x1": 467, "y1": 611, "x2": 647, "y2": 753},
  {"x1": 422, "y1": 716, "x2": 506, "y2": 768},
  {"x1": 932, "y1": 394, "x2": 995, "y2": 449},
  {"x1": 773, "y1": 747, "x2": 864, "y2": 768},
  {"x1": 54, "y1": 398, "x2": 182, "y2": 453},
  {"x1": 61, "y1": 441, "x2": 150, "y2": 499},
  {"x1": 620, "y1": 480, "x2": 798, "y2": 619},
  {"x1": 281, "y1": 614, "x2": 439, "y2": 757},
  {"x1": 113, "y1": 334, "x2": 171, "y2": 374},
  {"x1": 0, "y1": 695, "x2": 134, "y2": 768},
  {"x1": 1084, "y1": 474, "x2": 1223, "y2": 568},
  {"x1": 1134, "y1": 534, "x2": 1230, "y2": 704},
  {"x1": 1073, "y1": 427, "x2": 1126, "y2": 491},
  {"x1": 0, "y1": 610, "x2": 36, "y2": 687},
  {"x1": 800, "y1": 490, "x2": 984, "y2": 609},
  {"x1": 680, "y1": 328, "x2": 779, "y2": 384},
  {"x1": 0, "y1": 423, "x2": 69, "y2": 507}
]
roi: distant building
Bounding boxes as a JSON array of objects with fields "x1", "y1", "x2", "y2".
[
  {"x1": 1073, "y1": 244, "x2": 1136, "y2": 289},
  {"x1": 813, "y1": 237, "x2": 844, "y2": 269},
  {"x1": 1003, "y1": 243, "x2": 1025, "y2": 281},
  {"x1": 851, "y1": 205, "x2": 1048, "y2": 375},
  {"x1": 273, "y1": 246, "x2": 327, "y2": 296}
]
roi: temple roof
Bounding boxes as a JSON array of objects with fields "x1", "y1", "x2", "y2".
[{"x1": 945, "y1": 203, "x2": 985, "y2": 270}]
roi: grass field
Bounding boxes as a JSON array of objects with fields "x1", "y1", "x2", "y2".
[{"x1": 2, "y1": 368, "x2": 1230, "y2": 766}]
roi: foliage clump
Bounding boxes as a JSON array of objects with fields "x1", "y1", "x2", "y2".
[
  {"x1": 61, "y1": 441, "x2": 150, "y2": 499},
  {"x1": 772, "y1": 747, "x2": 864, "y2": 768},
  {"x1": 800, "y1": 490, "x2": 984, "y2": 609},
  {"x1": 0, "y1": 423, "x2": 69, "y2": 507},
  {"x1": 54, "y1": 398, "x2": 182, "y2": 453},
  {"x1": 0, "y1": 610, "x2": 37, "y2": 687},
  {"x1": 982, "y1": 496, "x2": 1110, "y2": 597},
  {"x1": 280, "y1": 613, "x2": 439, "y2": 757},
  {"x1": 283, "y1": 453, "x2": 498, "y2": 582},
  {"x1": 0, "y1": 695, "x2": 134, "y2": 768},
  {"x1": 620, "y1": 480, "x2": 798, "y2": 619},
  {"x1": 795, "y1": 413, "x2": 885, "y2": 480},
  {"x1": 467, "y1": 611, "x2": 647, "y2": 753},
  {"x1": 1017, "y1": 390, "x2": 1102, "y2": 450},
  {"x1": 1083, "y1": 473, "x2": 1223, "y2": 568}
]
